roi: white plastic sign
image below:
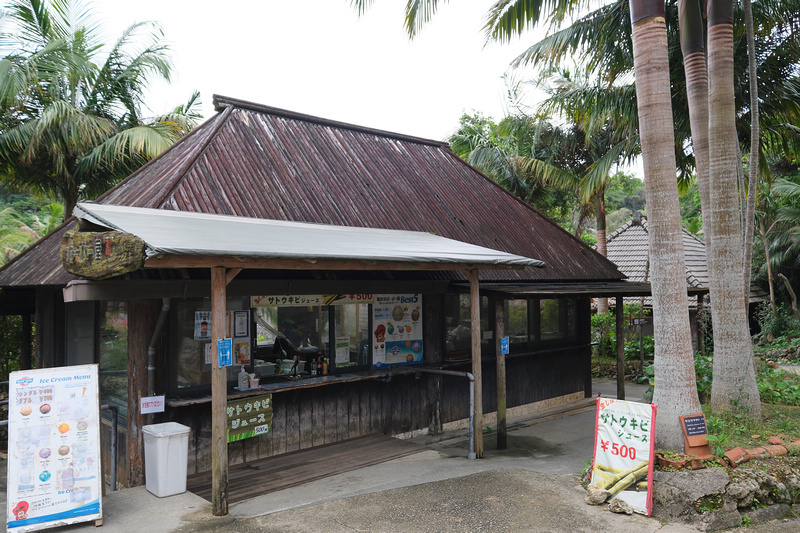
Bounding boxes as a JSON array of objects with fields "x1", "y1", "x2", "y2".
[
  {"x1": 590, "y1": 398, "x2": 657, "y2": 516},
  {"x1": 140, "y1": 395, "x2": 165, "y2": 414},
  {"x1": 6, "y1": 364, "x2": 103, "y2": 531}
]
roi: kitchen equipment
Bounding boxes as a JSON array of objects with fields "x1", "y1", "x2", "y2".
[
  {"x1": 254, "y1": 361, "x2": 276, "y2": 377},
  {"x1": 279, "y1": 359, "x2": 306, "y2": 374}
]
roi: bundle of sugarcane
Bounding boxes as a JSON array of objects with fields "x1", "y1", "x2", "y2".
[{"x1": 592, "y1": 461, "x2": 649, "y2": 498}]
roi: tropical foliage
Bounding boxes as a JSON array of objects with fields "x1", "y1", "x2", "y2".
[{"x1": 0, "y1": 0, "x2": 201, "y2": 219}]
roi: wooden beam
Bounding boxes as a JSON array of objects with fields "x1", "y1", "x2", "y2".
[
  {"x1": 615, "y1": 295, "x2": 625, "y2": 400},
  {"x1": 145, "y1": 255, "x2": 527, "y2": 272},
  {"x1": 465, "y1": 269, "x2": 483, "y2": 458},
  {"x1": 494, "y1": 299, "x2": 507, "y2": 450},
  {"x1": 226, "y1": 267, "x2": 242, "y2": 286},
  {"x1": 211, "y1": 267, "x2": 229, "y2": 516}
]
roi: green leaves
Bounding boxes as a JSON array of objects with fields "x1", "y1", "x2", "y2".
[{"x1": 0, "y1": 0, "x2": 196, "y2": 219}]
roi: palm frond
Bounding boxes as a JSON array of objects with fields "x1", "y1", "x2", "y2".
[
  {"x1": 518, "y1": 155, "x2": 578, "y2": 190},
  {"x1": 579, "y1": 140, "x2": 629, "y2": 203},
  {"x1": 404, "y1": 0, "x2": 445, "y2": 39},
  {"x1": 75, "y1": 122, "x2": 179, "y2": 192},
  {"x1": 773, "y1": 178, "x2": 800, "y2": 199}
]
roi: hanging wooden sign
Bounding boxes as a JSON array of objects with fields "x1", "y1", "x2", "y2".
[{"x1": 61, "y1": 231, "x2": 146, "y2": 280}]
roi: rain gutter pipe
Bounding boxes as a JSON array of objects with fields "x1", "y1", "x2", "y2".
[
  {"x1": 388, "y1": 366, "x2": 476, "y2": 460},
  {"x1": 147, "y1": 299, "x2": 170, "y2": 401},
  {"x1": 101, "y1": 404, "x2": 119, "y2": 491}
]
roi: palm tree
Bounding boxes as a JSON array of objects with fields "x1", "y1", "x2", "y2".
[
  {"x1": 0, "y1": 207, "x2": 37, "y2": 265},
  {"x1": 674, "y1": 0, "x2": 763, "y2": 415},
  {"x1": 628, "y1": 0, "x2": 702, "y2": 450},
  {"x1": 30, "y1": 201, "x2": 63, "y2": 235},
  {"x1": 355, "y1": 0, "x2": 701, "y2": 449},
  {"x1": 0, "y1": 0, "x2": 201, "y2": 219}
]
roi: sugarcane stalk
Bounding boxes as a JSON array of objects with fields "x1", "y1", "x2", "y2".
[
  {"x1": 607, "y1": 462, "x2": 649, "y2": 497},
  {"x1": 594, "y1": 461, "x2": 648, "y2": 490},
  {"x1": 595, "y1": 463, "x2": 624, "y2": 474}
]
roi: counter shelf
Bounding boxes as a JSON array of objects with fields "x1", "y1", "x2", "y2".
[{"x1": 165, "y1": 367, "x2": 404, "y2": 407}]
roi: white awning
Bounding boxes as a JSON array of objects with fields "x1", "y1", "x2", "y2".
[{"x1": 72, "y1": 203, "x2": 545, "y2": 270}]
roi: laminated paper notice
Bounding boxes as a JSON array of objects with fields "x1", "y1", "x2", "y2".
[
  {"x1": 6, "y1": 364, "x2": 102, "y2": 531},
  {"x1": 371, "y1": 294, "x2": 423, "y2": 368},
  {"x1": 590, "y1": 398, "x2": 657, "y2": 516}
]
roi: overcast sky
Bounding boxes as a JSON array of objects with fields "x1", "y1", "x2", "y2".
[{"x1": 93, "y1": 1, "x2": 545, "y2": 141}]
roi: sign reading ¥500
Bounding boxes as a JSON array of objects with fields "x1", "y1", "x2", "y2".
[{"x1": 226, "y1": 394, "x2": 273, "y2": 443}]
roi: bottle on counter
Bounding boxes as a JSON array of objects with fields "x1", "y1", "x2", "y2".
[
  {"x1": 316, "y1": 357, "x2": 323, "y2": 376},
  {"x1": 322, "y1": 357, "x2": 329, "y2": 375},
  {"x1": 238, "y1": 365, "x2": 250, "y2": 389},
  {"x1": 310, "y1": 358, "x2": 317, "y2": 376}
]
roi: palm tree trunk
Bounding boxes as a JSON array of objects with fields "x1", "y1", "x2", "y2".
[
  {"x1": 742, "y1": 0, "x2": 760, "y2": 306},
  {"x1": 706, "y1": 0, "x2": 761, "y2": 416},
  {"x1": 678, "y1": 0, "x2": 711, "y2": 221},
  {"x1": 596, "y1": 194, "x2": 609, "y2": 313},
  {"x1": 630, "y1": 0, "x2": 701, "y2": 451},
  {"x1": 758, "y1": 219, "x2": 778, "y2": 316}
]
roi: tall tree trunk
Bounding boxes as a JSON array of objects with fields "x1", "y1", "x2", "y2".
[
  {"x1": 678, "y1": 0, "x2": 711, "y2": 230},
  {"x1": 630, "y1": 0, "x2": 701, "y2": 451},
  {"x1": 758, "y1": 219, "x2": 778, "y2": 316},
  {"x1": 742, "y1": 0, "x2": 760, "y2": 306},
  {"x1": 678, "y1": 0, "x2": 715, "y2": 336},
  {"x1": 707, "y1": 0, "x2": 761, "y2": 416},
  {"x1": 596, "y1": 194, "x2": 609, "y2": 313}
]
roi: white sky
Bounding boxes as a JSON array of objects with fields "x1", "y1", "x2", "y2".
[{"x1": 93, "y1": 1, "x2": 546, "y2": 141}]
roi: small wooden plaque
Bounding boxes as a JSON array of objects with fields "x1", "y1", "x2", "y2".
[
  {"x1": 680, "y1": 414, "x2": 712, "y2": 456},
  {"x1": 61, "y1": 231, "x2": 146, "y2": 280}
]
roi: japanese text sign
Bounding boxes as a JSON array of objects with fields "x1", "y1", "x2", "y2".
[
  {"x1": 590, "y1": 398, "x2": 657, "y2": 516},
  {"x1": 226, "y1": 394, "x2": 274, "y2": 443}
]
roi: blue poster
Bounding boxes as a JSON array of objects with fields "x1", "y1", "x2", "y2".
[{"x1": 218, "y1": 338, "x2": 233, "y2": 367}]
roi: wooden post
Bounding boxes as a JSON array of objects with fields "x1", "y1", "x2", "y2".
[
  {"x1": 465, "y1": 270, "x2": 483, "y2": 458},
  {"x1": 495, "y1": 299, "x2": 507, "y2": 450},
  {"x1": 697, "y1": 293, "x2": 705, "y2": 356},
  {"x1": 211, "y1": 267, "x2": 229, "y2": 516},
  {"x1": 21, "y1": 314, "x2": 32, "y2": 370},
  {"x1": 615, "y1": 295, "x2": 625, "y2": 400}
]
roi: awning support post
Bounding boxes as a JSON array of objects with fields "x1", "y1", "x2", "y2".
[
  {"x1": 465, "y1": 270, "x2": 483, "y2": 458},
  {"x1": 615, "y1": 294, "x2": 625, "y2": 400},
  {"x1": 495, "y1": 299, "x2": 507, "y2": 450},
  {"x1": 211, "y1": 267, "x2": 229, "y2": 516}
]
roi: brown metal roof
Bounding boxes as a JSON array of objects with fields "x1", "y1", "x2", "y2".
[{"x1": 0, "y1": 95, "x2": 623, "y2": 288}]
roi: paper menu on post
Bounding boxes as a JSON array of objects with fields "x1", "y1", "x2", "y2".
[{"x1": 6, "y1": 364, "x2": 102, "y2": 531}]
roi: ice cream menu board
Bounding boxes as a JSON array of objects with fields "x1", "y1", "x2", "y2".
[
  {"x1": 372, "y1": 294, "x2": 423, "y2": 368},
  {"x1": 6, "y1": 364, "x2": 102, "y2": 531}
]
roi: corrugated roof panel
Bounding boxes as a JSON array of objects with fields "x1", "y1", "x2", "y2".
[{"x1": 0, "y1": 96, "x2": 623, "y2": 287}]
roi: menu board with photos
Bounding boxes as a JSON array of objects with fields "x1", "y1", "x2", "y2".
[
  {"x1": 6, "y1": 364, "x2": 102, "y2": 531},
  {"x1": 372, "y1": 294, "x2": 423, "y2": 368}
]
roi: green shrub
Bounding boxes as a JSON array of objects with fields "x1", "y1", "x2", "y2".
[
  {"x1": 756, "y1": 302, "x2": 800, "y2": 340},
  {"x1": 695, "y1": 353, "x2": 714, "y2": 402},
  {"x1": 757, "y1": 364, "x2": 800, "y2": 406},
  {"x1": 624, "y1": 335, "x2": 654, "y2": 361}
]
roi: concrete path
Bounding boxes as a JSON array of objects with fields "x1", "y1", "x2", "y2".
[{"x1": 3, "y1": 379, "x2": 799, "y2": 532}]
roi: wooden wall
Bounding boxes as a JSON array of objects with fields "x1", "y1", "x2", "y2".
[
  {"x1": 165, "y1": 343, "x2": 589, "y2": 476},
  {"x1": 170, "y1": 372, "x2": 435, "y2": 475}
]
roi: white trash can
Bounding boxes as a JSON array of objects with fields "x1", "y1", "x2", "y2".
[{"x1": 142, "y1": 422, "x2": 191, "y2": 497}]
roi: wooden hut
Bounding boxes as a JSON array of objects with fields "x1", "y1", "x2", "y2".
[{"x1": 0, "y1": 96, "x2": 630, "y2": 496}]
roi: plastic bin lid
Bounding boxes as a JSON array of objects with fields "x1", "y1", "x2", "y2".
[{"x1": 142, "y1": 422, "x2": 190, "y2": 437}]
